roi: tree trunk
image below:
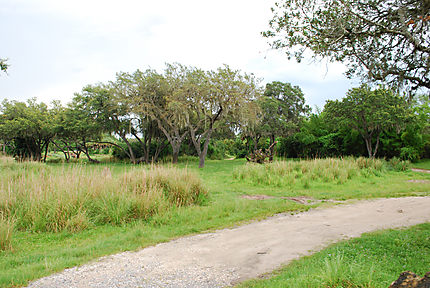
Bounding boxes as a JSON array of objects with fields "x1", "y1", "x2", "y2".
[
  {"x1": 372, "y1": 134, "x2": 380, "y2": 158},
  {"x1": 198, "y1": 128, "x2": 213, "y2": 169},
  {"x1": 253, "y1": 134, "x2": 261, "y2": 151},
  {"x1": 172, "y1": 146, "x2": 179, "y2": 164},
  {"x1": 269, "y1": 134, "x2": 276, "y2": 161},
  {"x1": 122, "y1": 137, "x2": 136, "y2": 164},
  {"x1": 43, "y1": 141, "x2": 49, "y2": 162},
  {"x1": 364, "y1": 137, "x2": 373, "y2": 158}
]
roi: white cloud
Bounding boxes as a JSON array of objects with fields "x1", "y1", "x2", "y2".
[{"x1": 0, "y1": 0, "x2": 354, "y2": 109}]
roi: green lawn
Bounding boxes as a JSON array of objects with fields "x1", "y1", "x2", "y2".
[
  {"x1": 237, "y1": 223, "x2": 430, "y2": 288},
  {"x1": 1, "y1": 157, "x2": 429, "y2": 287},
  {"x1": 412, "y1": 159, "x2": 430, "y2": 170}
]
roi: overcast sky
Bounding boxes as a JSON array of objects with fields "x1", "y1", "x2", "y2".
[{"x1": 0, "y1": 0, "x2": 359, "y2": 110}]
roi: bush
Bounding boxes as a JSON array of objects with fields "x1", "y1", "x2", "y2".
[
  {"x1": 388, "y1": 157, "x2": 410, "y2": 171},
  {"x1": 399, "y1": 147, "x2": 420, "y2": 162}
]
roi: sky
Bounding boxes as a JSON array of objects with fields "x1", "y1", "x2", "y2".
[{"x1": 0, "y1": 0, "x2": 359, "y2": 110}]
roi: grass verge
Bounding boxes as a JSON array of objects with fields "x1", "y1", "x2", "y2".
[{"x1": 237, "y1": 223, "x2": 430, "y2": 288}]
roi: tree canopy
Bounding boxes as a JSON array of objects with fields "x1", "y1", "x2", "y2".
[
  {"x1": 325, "y1": 85, "x2": 410, "y2": 157},
  {"x1": 259, "y1": 81, "x2": 310, "y2": 159},
  {"x1": 263, "y1": 0, "x2": 430, "y2": 94}
]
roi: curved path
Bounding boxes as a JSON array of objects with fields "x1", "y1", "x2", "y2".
[{"x1": 27, "y1": 197, "x2": 430, "y2": 288}]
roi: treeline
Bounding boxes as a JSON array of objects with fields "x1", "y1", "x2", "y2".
[{"x1": 0, "y1": 64, "x2": 429, "y2": 166}]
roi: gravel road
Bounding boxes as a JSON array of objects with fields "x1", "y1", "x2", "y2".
[{"x1": 26, "y1": 196, "x2": 430, "y2": 288}]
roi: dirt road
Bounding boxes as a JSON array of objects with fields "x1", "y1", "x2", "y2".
[{"x1": 27, "y1": 197, "x2": 430, "y2": 288}]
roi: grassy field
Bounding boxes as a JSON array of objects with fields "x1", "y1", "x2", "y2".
[
  {"x1": 237, "y1": 223, "x2": 430, "y2": 288},
  {"x1": 0, "y1": 156, "x2": 429, "y2": 287},
  {"x1": 412, "y1": 158, "x2": 430, "y2": 170}
]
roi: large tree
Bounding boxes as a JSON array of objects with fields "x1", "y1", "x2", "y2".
[
  {"x1": 134, "y1": 66, "x2": 189, "y2": 164},
  {"x1": 260, "y1": 81, "x2": 310, "y2": 159},
  {"x1": 74, "y1": 84, "x2": 138, "y2": 163},
  {"x1": 184, "y1": 65, "x2": 262, "y2": 168},
  {"x1": 117, "y1": 70, "x2": 169, "y2": 164},
  {"x1": 264, "y1": 0, "x2": 430, "y2": 94},
  {"x1": 325, "y1": 85, "x2": 410, "y2": 158}
]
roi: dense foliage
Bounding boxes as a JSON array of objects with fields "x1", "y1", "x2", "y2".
[{"x1": 0, "y1": 63, "x2": 429, "y2": 165}]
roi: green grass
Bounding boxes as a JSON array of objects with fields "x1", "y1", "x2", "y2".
[
  {"x1": 412, "y1": 159, "x2": 430, "y2": 170},
  {"x1": 236, "y1": 223, "x2": 430, "y2": 288},
  {"x1": 0, "y1": 156, "x2": 429, "y2": 287}
]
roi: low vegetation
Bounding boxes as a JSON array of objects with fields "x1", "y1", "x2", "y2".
[
  {"x1": 0, "y1": 155, "x2": 206, "y2": 248},
  {"x1": 233, "y1": 157, "x2": 387, "y2": 187},
  {"x1": 237, "y1": 223, "x2": 430, "y2": 288},
  {"x1": 0, "y1": 156, "x2": 429, "y2": 287}
]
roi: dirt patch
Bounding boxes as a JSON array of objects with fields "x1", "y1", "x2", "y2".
[
  {"x1": 281, "y1": 196, "x2": 319, "y2": 205},
  {"x1": 241, "y1": 194, "x2": 275, "y2": 200},
  {"x1": 241, "y1": 195, "x2": 338, "y2": 205},
  {"x1": 407, "y1": 179, "x2": 430, "y2": 183},
  {"x1": 412, "y1": 168, "x2": 430, "y2": 173}
]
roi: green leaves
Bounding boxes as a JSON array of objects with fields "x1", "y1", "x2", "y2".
[
  {"x1": 325, "y1": 85, "x2": 410, "y2": 157},
  {"x1": 264, "y1": 0, "x2": 430, "y2": 93}
]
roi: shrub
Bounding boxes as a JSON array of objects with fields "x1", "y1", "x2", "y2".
[
  {"x1": 399, "y1": 147, "x2": 420, "y2": 163},
  {"x1": 388, "y1": 157, "x2": 410, "y2": 172}
]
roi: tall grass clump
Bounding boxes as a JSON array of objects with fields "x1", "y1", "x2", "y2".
[
  {"x1": 233, "y1": 157, "x2": 387, "y2": 187},
  {"x1": 0, "y1": 156, "x2": 207, "y2": 233},
  {"x1": 0, "y1": 214, "x2": 14, "y2": 251}
]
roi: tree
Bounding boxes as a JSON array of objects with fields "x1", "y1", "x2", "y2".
[
  {"x1": 134, "y1": 66, "x2": 189, "y2": 164},
  {"x1": 325, "y1": 85, "x2": 410, "y2": 158},
  {"x1": 0, "y1": 58, "x2": 8, "y2": 74},
  {"x1": 0, "y1": 99, "x2": 55, "y2": 161},
  {"x1": 51, "y1": 102, "x2": 103, "y2": 162},
  {"x1": 118, "y1": 70, "x2": 169, "y2": 164},
  {"x1": 74, "y1": 84, "x2": 138, "y2": 163},
  {"x1": 260, "y1": 81, "x2": 310, "y2": 160},
  {"x1": 184, "y1": 65, "x2": 262, "y2": 168},
  {"x1": 264, "y1": 0, "x2": 430, "y2": 94}
]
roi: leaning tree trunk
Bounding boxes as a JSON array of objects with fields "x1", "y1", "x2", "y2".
[{"x1": 269, "y1": 134, "x2": 276, "y2": 161}]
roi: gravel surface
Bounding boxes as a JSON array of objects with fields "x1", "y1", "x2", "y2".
[{"x1": 26, "y1": 196, "x2": 430, "y2": 288}]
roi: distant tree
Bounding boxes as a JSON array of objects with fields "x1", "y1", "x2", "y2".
[
  {"x1": 118, "y1": 70, "x2": 169, "y2": 164},
  {"x1": 134, "y1": 66, "x2": 189, "y2": 164},
  {"x1": 183, "y1": 65, "x2": 262, "y2": 168},
  {"x1": 325, "y1": 85, "x2": 410, "y2": 158},
  {"x1": 264, "y1": 0, "x2": 430, "y2": 94},
  {"x1": 0, "y1": 99, "x2": 55, "y2": 161},
  {"x1": 74, "y1": 84, "x2": 138, "y2": 163},
  {"x1": 51, "y1": 102, "x2": 104, "y2": 162},
  {"x1": 260, "y1": 81, "x2": 310, "y2": 159}
]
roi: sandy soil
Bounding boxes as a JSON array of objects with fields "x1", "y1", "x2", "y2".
[{"x1": 27, "y1": 196, "x2": 430, "y2": 288}]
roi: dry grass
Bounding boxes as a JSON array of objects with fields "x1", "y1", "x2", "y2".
[
  {"x1": 0, "y1": 214, "x2": 14, "y2": 251},
  {"x1": 0, "y1": 156, "x2": 207, "y2": 233}
]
